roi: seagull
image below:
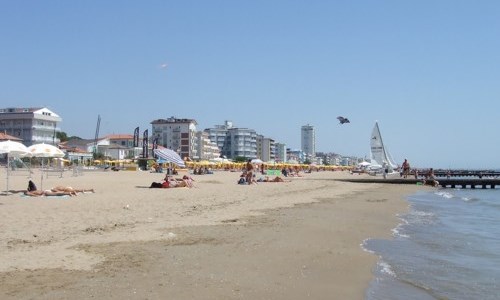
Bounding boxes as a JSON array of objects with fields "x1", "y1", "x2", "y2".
[{"x1": 337, "y1": 116, "x2": 350, "y2": 124}]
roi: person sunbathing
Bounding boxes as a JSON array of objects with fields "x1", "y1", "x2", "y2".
[
  {"x1": 263, "y1": 176, "x2": 291, "y2": 182},
  {"x1": 51, "y1": 186, "x2": 95, "y2": 194},
  {"x1": 23, "y1": 190, "x2": 76, "y2": 197},
  {"x1": 167, "y1": 177, "x2": 193, "y2": 188},
  {"x1": 150, "y1": 176, "x2": 194, "y2": 188}
]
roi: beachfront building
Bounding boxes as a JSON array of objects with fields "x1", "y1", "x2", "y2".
[
  {"x1": 204, "y1": 120, "x2": 233, "y2": 155},
  {"x1": 61, "y1": 135, "x2": 137, "y2": 161},
  {"x1": 257, "y1": 135, "x2": 276, "y2": 162},
  {"x1": 151, "y1": 117, "x2": 197, "y2": 160},
  {"x1": 287, "y1": 148, "x2": 306, "y2": 163},
  {"x1": 0, "y1": 107, "x2": 62, "y2": 146},
  {"x1": 105, "y1": 134, "x2": 135, "y2": 148},
  {"x1": 204, "y1": 121, "x2": 257, "y2": 160},
  {"x1": 224, "y1": 127, "x2": 257, "y2": 159},
  {"x1": 301, "y1": 124, "x2": 315, "y2": 162},
  {"x1": 194, "y1": 131, "x2": 221, "y2": 161},
  {"x1": 275, "y1": 142, "x2": 287, "y2": 163}
]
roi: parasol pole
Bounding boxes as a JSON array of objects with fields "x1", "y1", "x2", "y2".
[
  {"x1": 6, "y1": 155, "x2": 9, "y2": 193},
  {"x1": 40, "y1": 158, "x2": 44, "y2": 191}
]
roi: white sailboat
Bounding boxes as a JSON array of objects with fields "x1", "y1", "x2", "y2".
[{"x1": 369, "y1": 121, "x2": 398, "y2": 175}]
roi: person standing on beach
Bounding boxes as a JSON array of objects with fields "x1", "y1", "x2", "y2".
[{"x1": 246, "y1": 159, "x2": 254, "y2": 184}]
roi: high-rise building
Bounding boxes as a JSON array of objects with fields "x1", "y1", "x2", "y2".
[
  {"x1": 0, "y1": 107, "x2": 62, "y2": 146},
  {"x1": 301, "y1": 124, "x2": 315, "y2": 160}
]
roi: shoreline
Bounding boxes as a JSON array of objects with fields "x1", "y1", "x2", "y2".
[{"x1": 0, "y1": 169, "x2": 422, "y2": 299}]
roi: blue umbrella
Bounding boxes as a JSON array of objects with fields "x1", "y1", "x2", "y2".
[{"x1": 153, "y1": 148, "x2": 185, "y2": 168}]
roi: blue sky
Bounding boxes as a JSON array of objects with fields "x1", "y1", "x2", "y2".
[{"x1": 1, "y1": 1, "x2": 499, "y2": 169}]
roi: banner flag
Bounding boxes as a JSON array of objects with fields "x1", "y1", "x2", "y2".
[
  {"x1": 142, "y1": 129, "x2": 149, "y2": 158},
  {"x1": 133, "y1": 127, "x2": 139, "y2": 147}
]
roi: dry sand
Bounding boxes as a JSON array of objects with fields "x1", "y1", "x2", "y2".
[{"x1": 0, "y1": 168, "x2": 423, "y2": 299}]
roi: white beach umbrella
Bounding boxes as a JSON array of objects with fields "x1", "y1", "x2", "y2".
[
  {"x1": 251, "y1": 158, "x2": 263, "y2": 164},
  {"x1": 27, "y1": 143, "x2": 65, "y2": 190},
  {"x1": 153, "y1": 148, "x2": 185, "y2": 168},
  {"x1": 0, "y1": 140, "x2": 30, "y2": 194},
  {"x1": 27, "y1": 143, "x2": 65, "y2": 158},
  {"x1": 0, "y1": 140, "x2": 30, "y2": 157}
]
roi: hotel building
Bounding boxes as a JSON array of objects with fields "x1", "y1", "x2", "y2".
[{"x1": 0, "y1": 107, "x2": 62, "y2": 146}]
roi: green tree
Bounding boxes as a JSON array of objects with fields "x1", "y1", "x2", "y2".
[{"x1": 56, "y1": 131, "x2": 68, "y2": 142}]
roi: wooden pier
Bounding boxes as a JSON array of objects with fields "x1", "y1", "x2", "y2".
[
  {"x1": 336, "y1": 178, "x2": 500, "y2": 189},
  {"x1": 413, "y1": 169, "x2": 500, "y2": 179}
]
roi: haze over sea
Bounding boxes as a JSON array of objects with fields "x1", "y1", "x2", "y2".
[{"x1": 364, "y1": 187, "x2": 500, "y2": 300}]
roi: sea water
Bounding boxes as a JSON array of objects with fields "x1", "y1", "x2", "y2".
[{"x1": 364, "y1": 188, "x2": 500, "y2": 300}]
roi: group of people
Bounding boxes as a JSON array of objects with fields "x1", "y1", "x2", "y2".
[
  {"x1": 193, "y1": 167, "x2": 212, "y2": 175},
  {"x1": 400, "y1": 159, "x2": 439, "y2": 187},
  {"x1": 237, "y1": 159, "x2": 292, "y2": 185},
  {"x1": 150, "y1": 174, "x2": 195, "y2": 188}
]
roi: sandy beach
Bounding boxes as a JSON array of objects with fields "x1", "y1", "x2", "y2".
[{"x1": 0, "y1": 168, "x2": 422, "y2": 299}]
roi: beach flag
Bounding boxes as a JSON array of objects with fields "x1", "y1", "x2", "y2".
[
  {"x1": 133, "y1": 127, "x2": 139, "y2": 147},
  {"x1": 142, "y1": 129, "x2": 149, "y2": 158}
]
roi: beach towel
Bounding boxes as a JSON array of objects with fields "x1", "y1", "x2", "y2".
[{"x1": 21, "y1": 194, "x2": 70, "y2": 198}]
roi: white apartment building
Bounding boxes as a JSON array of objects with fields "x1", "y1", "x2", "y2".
[
  {"x1": 151, "y1": 117, "x2": 197, "y2": 159},
  {"x1": 204, "y1": 120, "x2": 233, "y2": 156},
  {"x1": 275, "y1": 142, "x2": 287, "y2": 163},
  {"x1": 204, "y1": 121, "x2": 258, "y2": 160},
  {"x1": 194, "y1": 131, "x2": 221, "y2": 161},
  {"x1": 0, "y1": 107, "x2": 62, "y2": 146},
  {"x1": 224, "y1": 127, "x2": 257, "y2": 159}
]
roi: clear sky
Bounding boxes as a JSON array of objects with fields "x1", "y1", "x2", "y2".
[{"x1": 1, "y1": 1, "x2": 499, "y2": 169}]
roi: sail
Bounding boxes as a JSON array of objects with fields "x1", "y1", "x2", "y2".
[{"x1": 370, "y1": 122, "x2": 398, "y2": 171}]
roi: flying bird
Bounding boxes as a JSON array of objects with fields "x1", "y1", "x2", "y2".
[{"x1": 337, "y1": 116, "x2": 350, "y2": 124}]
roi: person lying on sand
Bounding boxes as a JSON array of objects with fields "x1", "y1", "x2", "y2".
[
  {"x1": 51, "y1": 186, "x2": 95, "y2": 194},
  {"x1": 261, "y1": 176, "x2": 291, "y2": 183},
  {"x1": 150, "y1": 175, "x2": 194, "y2": 188},
  {"x1": 23, "y1": 190, "x2": 76, "y2": 197}
]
